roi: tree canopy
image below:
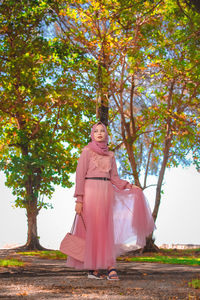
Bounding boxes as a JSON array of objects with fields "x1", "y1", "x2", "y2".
[
  {"x1": 0, "y1": 0, "x2": 95, "y2": 248},
  {"x1": 52, "y1": 0, "x2": 200, "y2": 250}
]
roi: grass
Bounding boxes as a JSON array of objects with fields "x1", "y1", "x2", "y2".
[
  {"x1": 188, "y1": 278, "x2": 200, "y2": 289},
  {"x1": 16, "y1": 248, "x2": 200, "y2": 266},
  {"x1": 117, "y1": 248, "x2": 200, "y2": 266},
  {"x1": 0, "y1": 258, "x2": 25, "y2": 267},
  {"x1": 17, "y1": 250, "x2": 67, "y2": 260},
  {"x1": 117, "y1": 255, "x2": 200, "y2": 266}
]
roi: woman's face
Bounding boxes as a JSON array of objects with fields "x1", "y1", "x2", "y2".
[{"x1": 93, "y1": 124, "x2": 106, "y2": 142}]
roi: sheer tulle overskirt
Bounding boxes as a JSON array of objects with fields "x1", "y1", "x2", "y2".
[
  {"x1": 66, "y1": 182, "x2": 155, "y2": 270},
  {"x1": 113, "y1": 187, "x2": 156, "y2": 256}
]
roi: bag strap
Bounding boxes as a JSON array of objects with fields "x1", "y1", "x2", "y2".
[
  {"x1": 80, "y1": 214, "x2": 86, "y2": 230},
  {"x1": 70, "y1": 213, "x2": 86, "y2": 233}
]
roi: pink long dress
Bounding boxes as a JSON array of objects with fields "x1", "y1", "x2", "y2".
[{"x1": 66, "y1": 146, "x2": 155, "y2": 270}]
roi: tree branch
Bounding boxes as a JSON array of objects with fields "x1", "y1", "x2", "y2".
[{"x1": 144, "y1": 141, "x2": 155, "y2": 188}]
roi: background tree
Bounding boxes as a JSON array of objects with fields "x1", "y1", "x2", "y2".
[
  {"x1": 108, "y1": 0, "x2": 200, "y2": 250},
  {"x1": 52, "y1": 0, "x2": 200, "y2": 250},
  {"x1": 0, "y1": 0, "x2": 95, "y2": 249}
]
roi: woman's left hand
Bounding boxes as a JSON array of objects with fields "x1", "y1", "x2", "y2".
[{"x1": 130, "y1": 183, "x2": 142, "y2": 190}]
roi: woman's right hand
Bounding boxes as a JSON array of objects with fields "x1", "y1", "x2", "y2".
[{"x1": 75, "y1": 202, "x2": 83, "y2": 215}]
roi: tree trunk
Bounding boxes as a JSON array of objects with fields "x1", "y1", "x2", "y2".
[
  {"x1": 125, "y1": 142, "x2": 141, "y2": 187},
  {"x1": 24, "y1": 199, "x2": 45, "y2": 250},
  {"x1": 97, "y1": 79, "x2": 109, "y2": 126},
  {"x1": 99, "y1": 102, "x2": 109, "y2": 126},
  {"x1": 153, "y1": 139, "x2": 172, "y2": 221},
  {"x1": 143, "y1": 81, "x2": 174, "y2": 252},
  {"x1": 153, "y1": 79, "x2": 174, "y2": 221},
  {"x1": 142, "y1": 131, "x2": 172, "y2": 253},
  {"x1": 142, "y1": 235, "x2": 160, "y2": 253},
  {"x1": 16, "y1": 118, "x2": 46, "y2": 250},
  {"x1": 13, "y1": 199, "x2": 49, "y2": 251},
  {"x1": 96, "y1": 57, "x2": 110, "y2": 126}
]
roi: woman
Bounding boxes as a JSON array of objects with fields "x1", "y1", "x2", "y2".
[{"x1": 65, "y1": 121, "x2": 155, "y2": 280}]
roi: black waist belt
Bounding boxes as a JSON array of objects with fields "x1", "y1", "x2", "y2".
[{"x1": 85, "y1": 177, "x2": 110, "y2": 181}]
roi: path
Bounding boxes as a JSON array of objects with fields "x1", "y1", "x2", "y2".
[{"x1": 0, "y1": 250, "x2": 199, "y2": 299}]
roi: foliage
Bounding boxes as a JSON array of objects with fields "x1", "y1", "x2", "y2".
[
  {"x1": 109, "y1": 0, "x2": 200, "y2": 180},
  {"x1": 52, "y1": 0, "x2": 200, "y2": 229},
  {"x1": 0, "y1": 0, "x2": 95, "y2": 211},
  {"x1": 53, "y1": 0, "x2": 200, "y2": 177}
]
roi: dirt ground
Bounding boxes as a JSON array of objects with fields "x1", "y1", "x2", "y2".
[{"x1": 0, "y1": 250, "x2": 200, "y2": 300}]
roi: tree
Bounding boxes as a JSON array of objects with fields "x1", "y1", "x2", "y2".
[
  {"x1": 52, "y1": 0, "x2": 200, "y2": 250},
  {"x1": 0, "y1": 0, "x2": 95, "y2": 249},
  {"x1": 108, "y1": 0, "x2": 200, "y2": 250}
]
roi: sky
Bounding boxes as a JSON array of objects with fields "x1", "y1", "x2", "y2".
[{"x1": 0, "y1": 165, "x2": 199, "y2": 250}]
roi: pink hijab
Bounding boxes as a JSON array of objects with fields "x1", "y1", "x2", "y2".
[{"x1": 87, "y1": 121, "x2": 110, "y2": 156}]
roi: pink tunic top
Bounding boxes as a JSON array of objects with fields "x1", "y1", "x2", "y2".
[{"x1": 74, "y1": 146, "x2": 131, "y2": 201}]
